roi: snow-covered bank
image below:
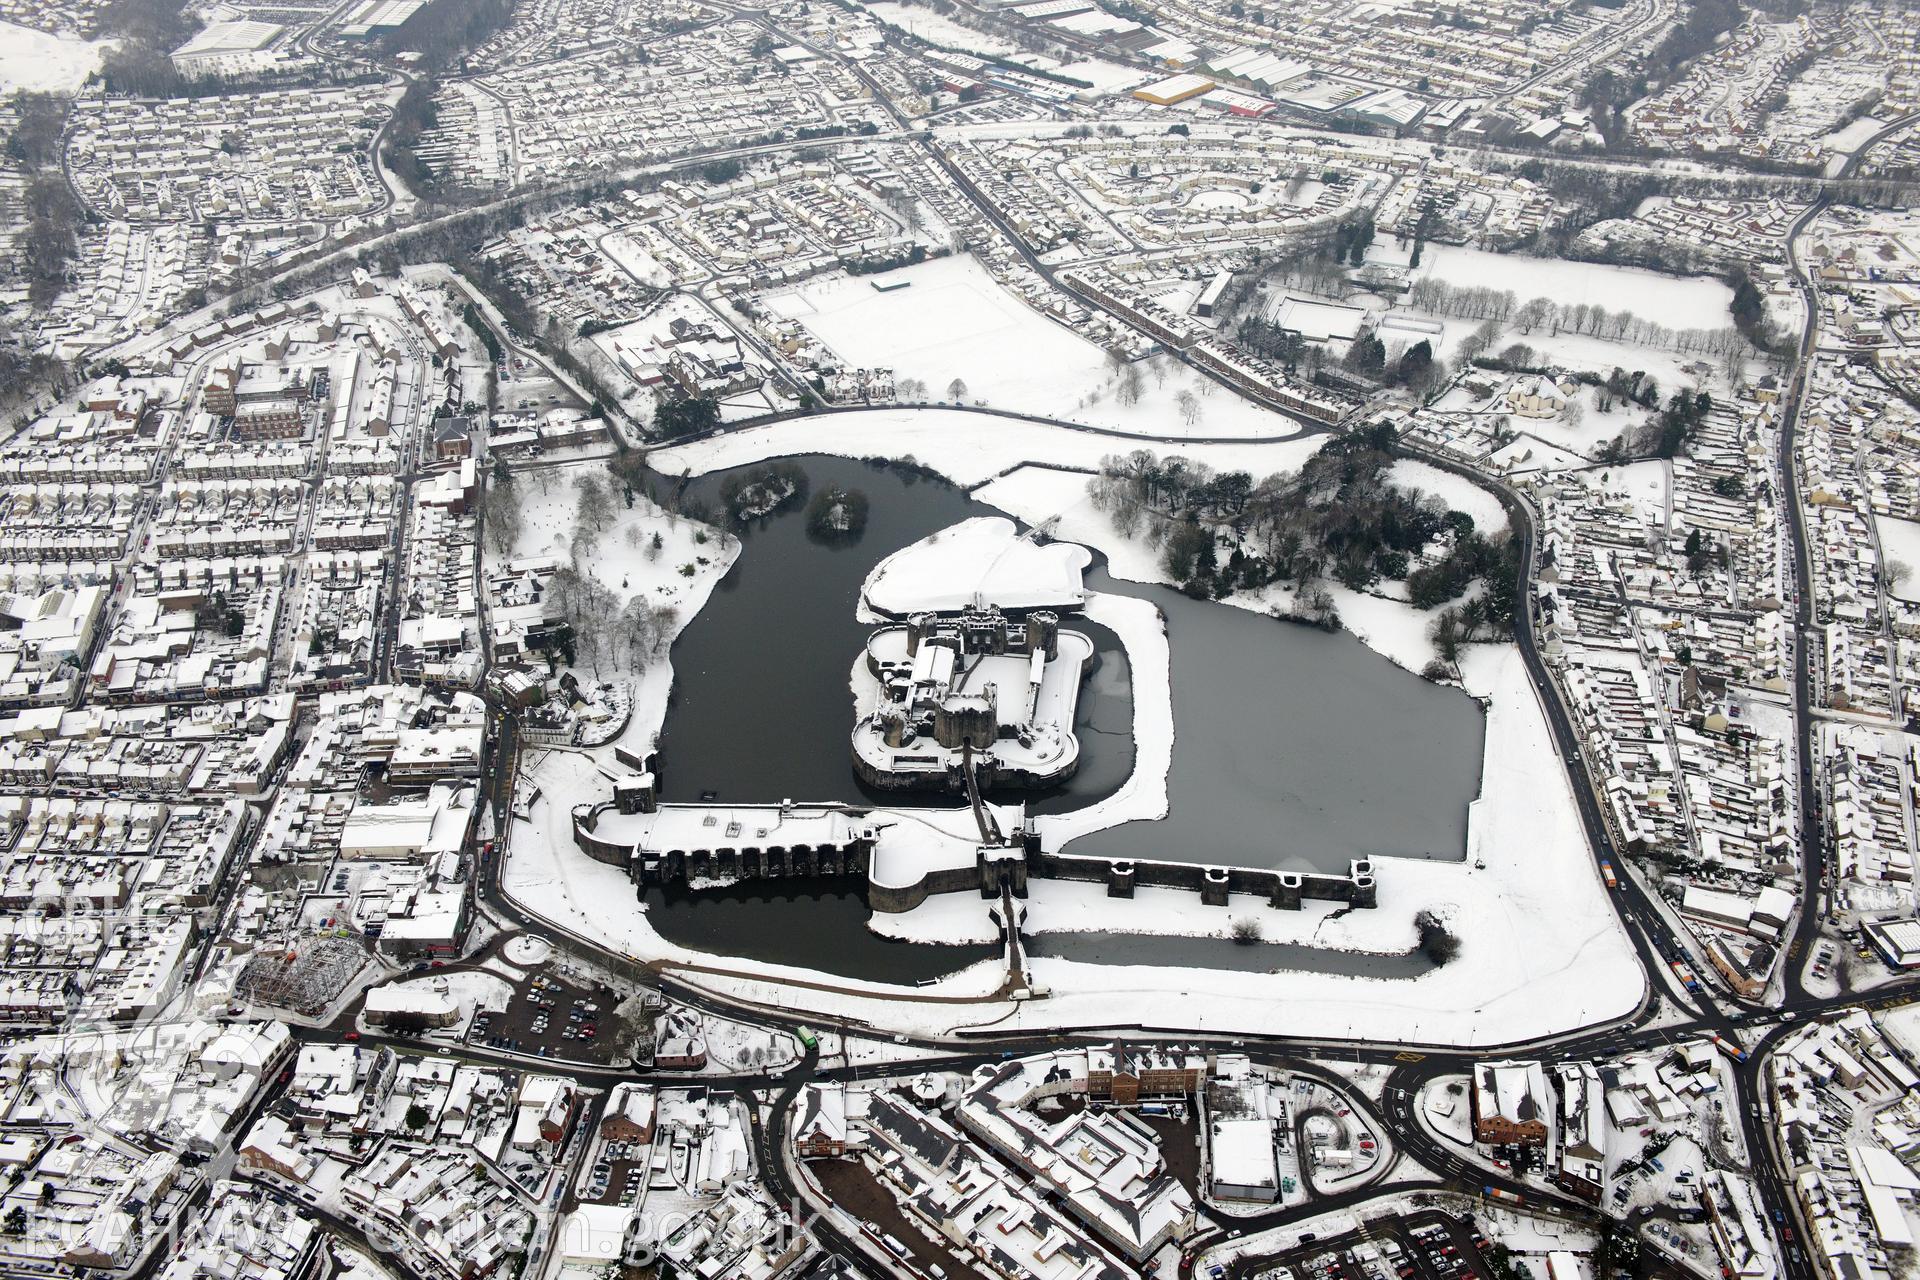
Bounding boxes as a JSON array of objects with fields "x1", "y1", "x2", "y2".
[
  {"x1": 1031, "y1": 591, "x2": 1172, "y2": 850},
  {"x1": 648, "y1": 407, "x2": 1322, "y2": 488}
]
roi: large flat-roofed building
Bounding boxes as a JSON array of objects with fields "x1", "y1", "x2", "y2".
[
  {"x1": 1866, "y1": 917, "x2": 1920, "y2": 968},
  {"x1": 340, "y1": 0, "x2": 427, "y2": 38},
  {"x1": 171, "y1": 20, "x2": 285, "y2": 78},
  {"x1": 1133, "y1": 73, "x2": 1215, "y2": 106}
]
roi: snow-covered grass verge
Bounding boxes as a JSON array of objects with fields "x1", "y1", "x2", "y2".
[{"x1": 649, "y1": 406, "x2": 1322, "y2": 488}]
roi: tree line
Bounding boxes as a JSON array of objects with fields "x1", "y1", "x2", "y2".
[
  {"x1": 8, "y1": 94, "x2": 84, "y2": 310},
  {"x1": 1404, "y1": 276, "x2": 1745, "y2": 359},
  {"x1": 1087, "y1": 429, "x2": 1519, "y2": 657}
]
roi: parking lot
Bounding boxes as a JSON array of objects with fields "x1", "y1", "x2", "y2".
[
  {"x1": 575, "y1": 1137, "x2": 651, "y2": 1209},
  {"x1": 1231, "y1": 1211, "x2": 1497, "y2": 1280},
  {"x1": 467, "y1": 966, "x2": 623, "y2": 1065}
]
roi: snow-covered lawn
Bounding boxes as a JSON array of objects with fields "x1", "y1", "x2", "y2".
[
  {"x1": 0, "y1": 21, "x2": 104, "y2": 93},
  {"x1": 499, "y1": 460, "x2": 738, "y2": 755},
  {"x1": 1415, "y1": 245, "x2": 1735, "y2": 333},
  {"x1": 778, "y1": 255, "x2": 1309, "y2": 439},
  {"x1": 650, "y1": 405, "x2": 1322, "y2": 489},
  {"x1": 698, "y1": 1014, "x2": 798, "y2": 1071},
  {"x1": 1875, "y1": 513, "x2": 1920, "y2": 602},
  {"x1": 863, "y1": 515, "x2": 1089, "y2": 614},
  {"x1": 1388, "y1": 459, "x2": 1508, "y2": 531}
]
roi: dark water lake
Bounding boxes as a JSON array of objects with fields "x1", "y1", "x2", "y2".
[{"x1": 643, "y1": 454, "x2": 1483, "y2": 981}]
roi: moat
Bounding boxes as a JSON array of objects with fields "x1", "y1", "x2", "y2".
[
  {"x1": 634, "y1": 453, "x2": 1486, "y2": 982},
  {"x1": 654, "y1": 453, "x2": 1484, "y2": 873}
]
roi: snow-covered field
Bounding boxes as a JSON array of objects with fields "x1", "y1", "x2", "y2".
[
  {"x1": 1875, "y1": 513, "x2": 1920, "y2": 602},
  {"x1": 1415, "y1": 245, "x2": 1736, "y2": 333},
  {"x1": 864, "y1": 2, "x2": 1016, "y2": 55},
  {"x1": 0, "y1": 21, "x2": 104, "y2": 93},
  {"x1": 773, "y1": 255, "x2": 1310, "y2": 439}
]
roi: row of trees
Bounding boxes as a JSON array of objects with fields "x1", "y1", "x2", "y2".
[
  {"x1": 1728, "y1": 267, "x2": 1780, "y2": 353},
  {"x1": 1404, "y1": 277, "x2": 1747, "y2": 360}
]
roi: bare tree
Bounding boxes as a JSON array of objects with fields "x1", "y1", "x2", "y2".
[
  {"x1": 1175, "y1": 388, "x2": 1201, "y2": 428},
  {"x1": 946, "y1": 377, "x2": 968, "y2": 403},
  {"x1": 648, "y1": 603, "x2": 681, "y2": 657},
  {"x1": 620, "y1": 596, "x2": 657, "y2": 669},
  {"x1": 574, "y1": 473, "x2": 616, "y2": 535}
]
